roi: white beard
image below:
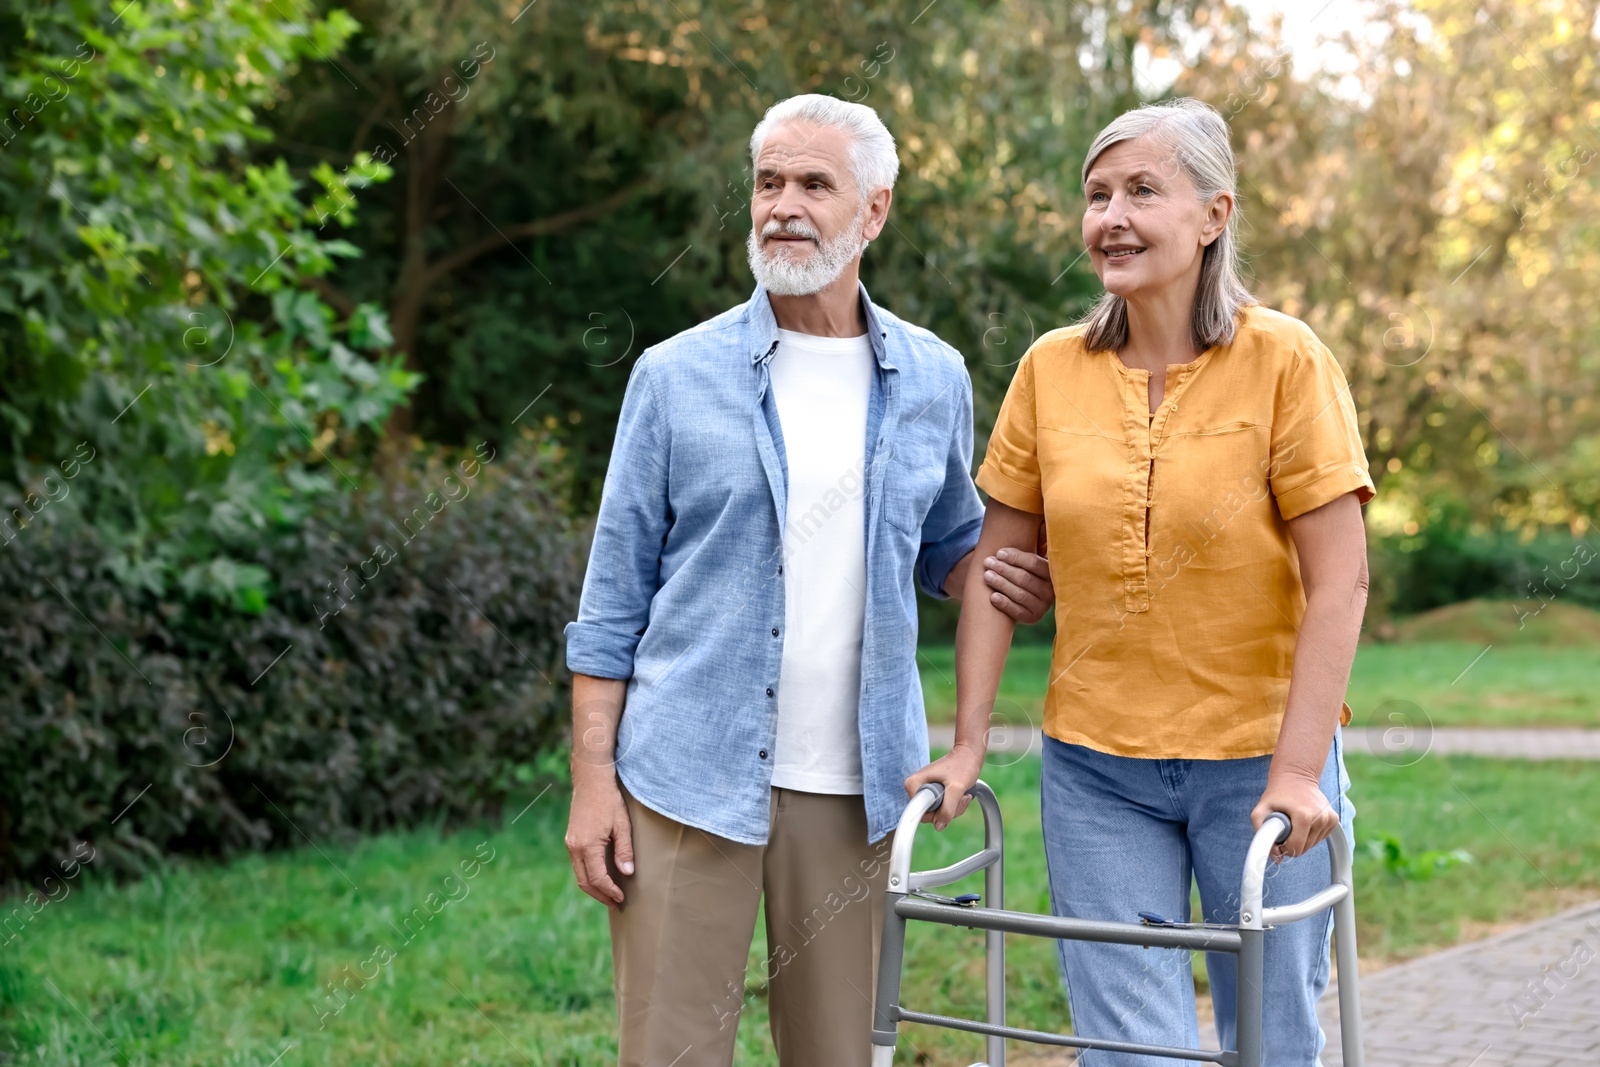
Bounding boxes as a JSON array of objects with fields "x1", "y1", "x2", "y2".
[{"x1": 746, "y1": 207, "x2": 868, "y2": 296}]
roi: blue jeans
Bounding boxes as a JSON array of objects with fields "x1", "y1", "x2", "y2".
[{"x1": 1040, "y1": 733, "x2": 1353, "y2": 1066}]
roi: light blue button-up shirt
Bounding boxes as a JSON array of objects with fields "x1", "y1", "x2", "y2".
[{"x1": 563, "y1": 283, "x2": 983, "y2": 844}]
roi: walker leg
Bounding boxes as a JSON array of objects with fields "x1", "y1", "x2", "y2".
[
  {"x1": 871, "y1": 894, "x2": 909, "y2": 1065},
  {"x1": 1333, "y1": 889, "x2": 1365, "y2": 1067},
  {"x1": 1235, "y1": 926, "x2": 1266, "y2": 1067},
  {"x1": 984, "y1": 813, "x2": 1005, "y2": 1067}
]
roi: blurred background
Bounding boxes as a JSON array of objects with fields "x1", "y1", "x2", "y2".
[{"x1": 1, "y1": 1, "x2": 1596, "y2": 1064}]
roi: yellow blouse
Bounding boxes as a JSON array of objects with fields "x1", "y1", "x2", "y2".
[{"x1": 975, "y1": 305, "x2": 1375, "y2": 759}]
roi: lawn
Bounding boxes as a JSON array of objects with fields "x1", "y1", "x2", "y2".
[
  {"x1": 4, "y1": 754, "x2": 1598, "y2": 1066},
  {"x1": 917, "y1": 602, "x2": 1600, "y2": 728}
]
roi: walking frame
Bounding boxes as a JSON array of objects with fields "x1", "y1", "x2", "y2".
[{"x1": 870, "y1": 781, "x2": 1366, "y2": 1067}]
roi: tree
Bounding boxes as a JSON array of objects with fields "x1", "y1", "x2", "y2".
[
  {"x1": 1177, "y1": 0, "x2": 1600, "y2": 539},
  {"x1": 259, "y1": 0, "x2": 1197, "y2": 504},
  {"x1": 0, "y1": 0, "x2": 416, "y2": 604}
]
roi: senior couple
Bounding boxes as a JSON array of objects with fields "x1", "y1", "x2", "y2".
[{"x1": 564, "y1": 93, "x2": 1373, "y2": 1067}]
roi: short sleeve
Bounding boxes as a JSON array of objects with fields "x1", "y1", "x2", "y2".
[
  {"x1": 975, "y1": 348, "x2": 1044, "y2": 514},
  {"x1": 1269, "y1": 339, "x2": 1376, "y2": 521}
]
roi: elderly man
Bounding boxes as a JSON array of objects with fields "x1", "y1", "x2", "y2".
[{"x1": 563, "y1": 94, "x2": 1052, "y2": 1067}]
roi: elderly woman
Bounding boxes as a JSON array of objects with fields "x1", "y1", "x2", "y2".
[{"x1": 908, "y1": 98, "x2": 1374, "y2": 1064}]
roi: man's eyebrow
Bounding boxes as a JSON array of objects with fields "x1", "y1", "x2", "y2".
[{"x1": 755, "y1": 165, "x2": 837, "y2": 184}]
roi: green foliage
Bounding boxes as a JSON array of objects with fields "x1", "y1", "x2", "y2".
[
  {"x1": 0, "y1": 0, "x2": 415, "y2": 602},
  {"x1": 1361, "y1": 835, "x2": 1474, "y2": 882},
  {"x1": 258, "y1": 0, "x2": 1184, "y2": 505},
  {"x1": 0, "y1": 441, "x2": 583, "y2": 886},
  {"x1": 1368, "y1": 495, "x2": 1598, "y2": 617}
]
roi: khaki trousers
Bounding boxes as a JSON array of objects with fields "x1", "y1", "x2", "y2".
[{"x1": 608, "y1": 785, "x2": 894, "y2": 1067}]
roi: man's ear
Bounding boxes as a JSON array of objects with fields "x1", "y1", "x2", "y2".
[{"x1": 862, "y1": 186, "x2": 893, "y2": 242}]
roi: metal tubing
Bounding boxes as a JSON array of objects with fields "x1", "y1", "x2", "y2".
[
  {"x1": 1260, "y1": 884, "x2": 1348, "y2": 926},
  {"x1": 871, "y1": 895, "x2": 910, "y2": 1047},
  {"x1": 1235, "y1": 813, "x2": 1366, "y2": 1066},
  {"x1": 1239, "y1": 813, "x2": 1291, "y2": 929},
  {"x1": 886, "y1": 783, "x2": 945, "y2": 893},
  {"x1": 882, "y1": 791, "x2": 1366, "y2": 1067},
  {"x1": 893, "y1": 1008, "x2": 1235, "y2": 1063},
  {"x1": 1326, "y1": 829, "x2": 1366, "y2": 1067},
  {"x1": 895, "y1": 897, "x2": 1244, "y2": 954},
  {"x1": 1235, "y1": 927, "x2": 1266, "y2": 1067},
  {"x1": 908, "y1": 847, "x2": 1000, "y2": 890},
  {"x1": 977, "y1": 783, "x2": 1006, "y2": 1067}
]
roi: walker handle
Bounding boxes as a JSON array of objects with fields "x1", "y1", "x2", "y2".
[{"x1": 1264, "y1": 811, "x2": 1292, "y2": 844}]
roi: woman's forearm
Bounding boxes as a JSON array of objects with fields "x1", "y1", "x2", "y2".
[
  {"x1": 952, "y1": 501, "x2": 1043, "y2": 753},
  {"x1": 1271, "y1": 584, "x2": 1364, "y2": 783}
]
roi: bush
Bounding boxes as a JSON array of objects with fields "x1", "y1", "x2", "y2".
[
  {"x1": 1369, "y1": 497, "x2": 1598, "y2": 619},
  {"x1": 0, "y1": 441, "x2": 583, "y2": 887}
]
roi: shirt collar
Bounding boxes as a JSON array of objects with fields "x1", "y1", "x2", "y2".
[{"x1": 745, "y1": 281, "x2": 896, "y2": 370}]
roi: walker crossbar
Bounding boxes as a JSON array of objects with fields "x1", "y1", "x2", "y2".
[
  {"x1": 895, "y1": 897, "x2": 1244, "y2": 954},
  {"x1": 869, "y1": 781, "x2": 1366, "y2": 1067},
  {"x1": 893, "y1": 1008, "x2": 1234, "y2": 1062}
]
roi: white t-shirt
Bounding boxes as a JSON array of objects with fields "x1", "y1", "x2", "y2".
[{"x1": 767, "y1": 327, "x2": 873, "y2": 794}]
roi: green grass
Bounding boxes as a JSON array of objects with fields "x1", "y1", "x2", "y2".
[
  {"x1": 917, "y1": 641, "x2": 1600, "y2": 727},
  {"x1": 4, "y1": 755, "x2": 1599, "y2": 1066}
]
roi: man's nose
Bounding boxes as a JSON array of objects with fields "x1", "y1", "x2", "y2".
[{"x1": 771, "y1": 183, "x2": 807, "y2": 221}]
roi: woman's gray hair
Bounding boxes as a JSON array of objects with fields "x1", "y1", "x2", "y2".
[
  {"x1": 749, "y1": 94, "x2": 900, "y2": 200},
  {"x1": 1077, "y1": 98, "x2": 1256, "y2": 352}
]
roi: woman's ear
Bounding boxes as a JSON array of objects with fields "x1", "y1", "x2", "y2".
[{"x1": 1200, "y1": 191, "x2": 1233, "y2": 247}]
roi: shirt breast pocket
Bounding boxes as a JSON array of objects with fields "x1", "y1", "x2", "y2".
[{"x1": 883, "y1": 453, "x2": 944, "y2": 538}]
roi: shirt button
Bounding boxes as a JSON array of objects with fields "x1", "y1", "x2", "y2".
[
  {"x1": 766, "y1": 687, "x2": 774, "y2": 697},
  {"x1": 759, "y1": 750, "x2": 768, "y2": 760},
  {"x1": 777, "y1": 565, "x2": 784, "y2": 575},
  {"x1": 771, "y1": 628, "x2": 779, "y2": 637}
]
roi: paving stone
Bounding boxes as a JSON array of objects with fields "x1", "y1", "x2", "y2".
[{"x1": 1319, "y1": 900, "x2": 1600, "y2": 1067}]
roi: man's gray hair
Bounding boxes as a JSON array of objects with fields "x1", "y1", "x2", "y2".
[
  {"x1": 1077, "y1": 98, "x2": 1256, "y2": 352},
  {"x1": 749, "y1": 94, "x2": 900, "y2": 200}
]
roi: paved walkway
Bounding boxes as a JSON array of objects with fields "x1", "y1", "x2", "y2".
[
  {"x1": 1319, "y1": 899, "x2": 1600, "y2": 1066},
  {"x1": 1016, "y1": 901, "x2": 1600, "y2": 1065},
  {"x1": 929, "y1": 725, "x2": 1600, "y2": 760}
]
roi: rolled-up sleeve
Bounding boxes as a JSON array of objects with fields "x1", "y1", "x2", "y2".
[
  {"x1": 1270, "y1": 339, "x2": 1376, "y2": 521},
  {"x1": 563, "y1": 354, "x2": 671, "y2": 679},
  {"x1": 913, "y1": 359, "x2": 984, "y2": 600},
  {"x1": 975, "y1": 348, "x2": 1044, "y2": 514}
]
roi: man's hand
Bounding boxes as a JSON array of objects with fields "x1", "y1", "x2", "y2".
[
  {"x1": 565, "y1": 779, "x2": 634, "y2": 908},
  {"x1": 904, "y1": 742, "x2": 985, "y2": 830},
  {"x1": 983, "y1": 524, "x2": 1052, "y2": 625}
]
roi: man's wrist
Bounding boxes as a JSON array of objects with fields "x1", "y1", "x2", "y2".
[
  {"x1": 943, "y1": 549, "x2": 975, "y2": 599},
  {"x1": 571, "y1": 760, "x2": 621, "y2": 792}
]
